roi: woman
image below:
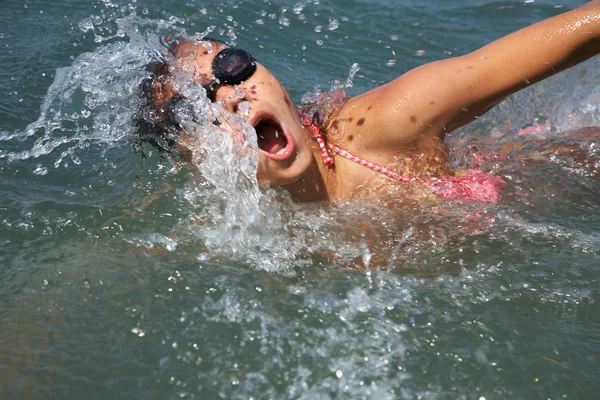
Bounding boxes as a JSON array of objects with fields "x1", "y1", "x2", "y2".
[{"x1": 137, "y1": 1, "x2": 600, "y2": 204}]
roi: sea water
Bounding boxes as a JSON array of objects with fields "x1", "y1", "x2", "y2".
[{"x1": 1, "y1": 0, "x2": 599, "y2": 398}]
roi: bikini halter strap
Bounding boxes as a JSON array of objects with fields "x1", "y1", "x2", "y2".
[
  {"x1": 298, "y1": 110, "x2": 415, "y2": 183},
  {"x1": 297, "y1": 109, "x2": 507, "y2": 204}
]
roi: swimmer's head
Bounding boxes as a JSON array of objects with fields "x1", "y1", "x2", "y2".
[
  {"x1": 134, "y1": 36, "x2": 223, "y2": 154},
  {"x1": 135, "y1": 36, "x2": 316, "y2": 186}
]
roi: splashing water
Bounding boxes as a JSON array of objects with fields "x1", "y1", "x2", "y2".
[
  {"x1": 2, "y1": 2, "x2": 600, "y2": 399},
  {"x1": 2, "y1": 8, "x2": 599, "y2": 275}
]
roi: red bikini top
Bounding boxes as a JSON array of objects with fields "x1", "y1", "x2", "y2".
[{"x1": 298, "y1": 110, "x2": 505, "y2": 204}]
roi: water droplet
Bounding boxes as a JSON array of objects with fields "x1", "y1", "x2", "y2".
[
  {"x1": 78, "y1": 18, "x2": 94, "y2": 33},
  {"x1": 279, "y1": 15, "x2": 290, "y2": 27},
  {"x1": 33, "y1": 165, "x2": 48, "y2": 176},
  {"x1": 168, "y1": 15, "x2": 185, "y2": 25},
  {"x1": 238, "y1": 101, "x2": 249, "y2": 116}
]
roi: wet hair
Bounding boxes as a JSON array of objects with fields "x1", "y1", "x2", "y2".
[{"x1": 133, "y1": 36, "x2": 228, "y2": 155}]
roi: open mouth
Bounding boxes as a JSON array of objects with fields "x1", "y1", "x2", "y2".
[{"x1": 254, "y1": 117, "x2": 293, "y2": 160}]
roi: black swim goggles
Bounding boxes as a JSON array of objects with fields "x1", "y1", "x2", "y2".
[{"x1": 202, "y1": 47, "x2": 257, "y2": 102}]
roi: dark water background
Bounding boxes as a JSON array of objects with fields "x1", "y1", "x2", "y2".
[{"x1": 1, "y1": 0, "x2": 599, "y2": 398}]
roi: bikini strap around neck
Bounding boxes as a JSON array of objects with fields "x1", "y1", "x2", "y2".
[
  {"x1": 297, "y1": 108, "x2": 506, "y2": 203},
  {"x1": 298, "y1": 109, "x2": 414, "y2": 182}
]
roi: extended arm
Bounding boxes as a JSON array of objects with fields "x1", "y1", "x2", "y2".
[
  {"x1": 348, "y1": 1, "x2": 600, "y2": 148},
  {"x1": 443, "y1": 0, "x2": 600, "y2": 130}
]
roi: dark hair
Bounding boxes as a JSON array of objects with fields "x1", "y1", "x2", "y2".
[
  {"x1": 133, "y1": 36, "x2": 228, "y2": 155},
  {"x1": 133, "y1": 59, "x2": 177, "y2": 154}
]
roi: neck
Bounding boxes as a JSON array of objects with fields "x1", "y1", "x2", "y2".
[{"x1": 281, "y1": 126, "x2": 337, "y2": 202}]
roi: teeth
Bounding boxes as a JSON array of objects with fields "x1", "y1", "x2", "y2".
[{"x1": 275, "y1": 131, "x2": 279, "y2": 138}]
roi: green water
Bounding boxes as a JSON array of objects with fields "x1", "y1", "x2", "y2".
[{"x1": 1, "y1": 0, "x2": 599, "y2": 398}]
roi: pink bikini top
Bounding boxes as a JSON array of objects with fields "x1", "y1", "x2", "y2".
[{"x1": 299, "y1": 111, "x2": 505, "y2": 204}]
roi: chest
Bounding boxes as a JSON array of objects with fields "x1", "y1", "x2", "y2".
[{"x1": 327, "y1": 135, "x2": 453, "y2": 200}]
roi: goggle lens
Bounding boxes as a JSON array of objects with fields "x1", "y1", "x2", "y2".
[{"x1": 204, "y1": 47, "x2": 257, "y2": 101}]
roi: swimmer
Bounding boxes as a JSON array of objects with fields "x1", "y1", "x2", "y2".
[{"x1": 136, "y1": 0, "x2": 600, "y2": 204}]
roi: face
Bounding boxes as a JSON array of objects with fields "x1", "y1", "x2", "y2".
[{"x1": 168, "y1": 39, "x2": 315, "y2": 187}]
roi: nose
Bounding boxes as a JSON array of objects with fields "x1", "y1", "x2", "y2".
[{"x1": 214, "y1": 84, "x2": 247, "y2": 114}]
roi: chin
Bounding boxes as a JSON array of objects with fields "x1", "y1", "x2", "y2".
[
  {"x1": 256, "y1": 160, "x2": 309, "y2": 187},
  {"x1": 256, "y1": 145, "x2": 315, "y2": 186}
]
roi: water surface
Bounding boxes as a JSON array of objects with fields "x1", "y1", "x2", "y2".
[{"x1": 1, "y1": 0, "x2": 599, "y2": 398}]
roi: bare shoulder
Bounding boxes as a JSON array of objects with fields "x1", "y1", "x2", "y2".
[{"x1": 333, "y1": 60, "x2": 463, "y2": 153}]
